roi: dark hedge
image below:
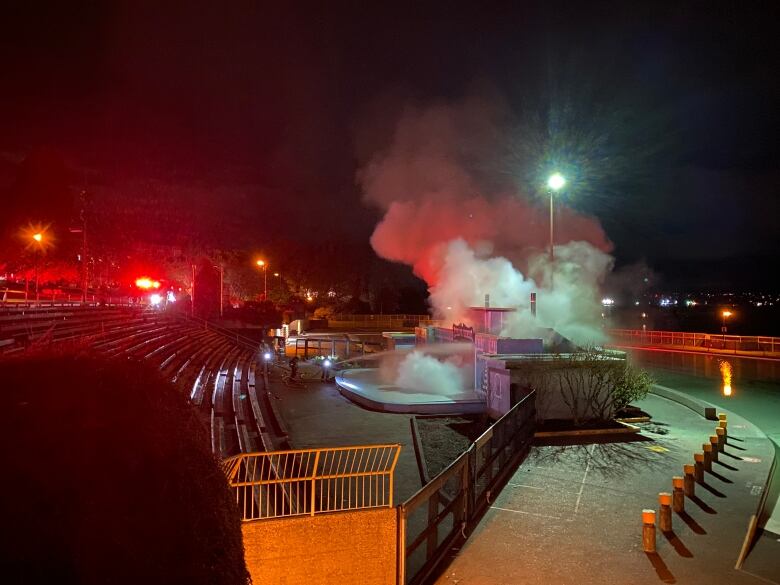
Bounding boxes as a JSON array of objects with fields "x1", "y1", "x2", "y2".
[{"x1": 0, "y1": 354, "x2": 250, "y2": 585}]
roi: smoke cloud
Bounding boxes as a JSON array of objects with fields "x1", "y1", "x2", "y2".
[
  {"x1": 358, "y1": 96, "x2": 615, "y2": 345},
  {"x1": 395, "y1": 350, "x2": 470, "y2": 396}
]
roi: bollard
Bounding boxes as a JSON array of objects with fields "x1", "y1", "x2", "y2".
[
  {"x1": 659, "y1": 493, "x2": 673, "y2": 532},
  {"x1": 672, "y1": 476, "x2": 685, "y2": 512},
  {"x1": 716, "y1": 427, "x2": 726, "y2": 451},
  {"x1": 694, "y1": 453, "x2": 705, "y2": 483},
  {"x1": 709, "y1": 436, "x2": 719, "y2": 462},
  {"x1": 718, "y1": 413, "x2": 727, "y2": 423},
  {"x1": 703, "y1": 443, "x2": 713, "y2": 472},
  {"x1": 683, "y1": 465, "x2": 696, "y2": 497},
  {"x1": 719, "y1": 419, "x2": 728, "y2": 441},
  {"x1": 643, "y1": 509, "x2": 657, "y2": 553}
]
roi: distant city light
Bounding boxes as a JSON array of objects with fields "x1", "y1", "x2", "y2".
[
  {"x1": 685, "y1": 299, "x2": 697, "y2": 307},
  {"x1": 601, "y1": 298, "x2": 615, "y2": 306}
]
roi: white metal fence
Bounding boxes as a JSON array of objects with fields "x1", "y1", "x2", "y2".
[
  {"x1": 609, "y1": 329, "x2": 780, "y2": 356},
  {"x1": 222, "y1": 444, "x2": 401, "y2": 520}
]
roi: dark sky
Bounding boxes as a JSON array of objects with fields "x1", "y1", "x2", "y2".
[{"x1": 1, "y1": 1, "x2": 778, "y2": 288}]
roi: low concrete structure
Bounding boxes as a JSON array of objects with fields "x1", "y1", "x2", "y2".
[
  {"x1": 336, "y1": 368, "x2": 485, "y2": 414},
  {"x1": 242, "y1": 507, "x2": 398, "y2": 585}
]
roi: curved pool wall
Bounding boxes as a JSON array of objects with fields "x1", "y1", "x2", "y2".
[{"x1": 335, "y1": 368, "x2": 486, "y2": 415}]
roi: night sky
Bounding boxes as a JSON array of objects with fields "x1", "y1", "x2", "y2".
[{"x1": 1, "y1": 1, "x2": 777, "y2": 288}]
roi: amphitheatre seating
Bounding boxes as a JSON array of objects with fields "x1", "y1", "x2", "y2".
[{"x1": 1, "y1": 304, "x2": 288, "y2": 459}]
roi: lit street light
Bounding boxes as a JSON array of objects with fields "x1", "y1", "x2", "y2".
[
  {"x1": 721, "y1": 309, "x2": 732, "y2": 348},
  {"x1": 546, "y1": 173, "x2": 566, "y2": 263},
  {"x1": 256, "y1": 260, "x2": 267, "y2": 300},
  {"x1": 29, "y1": 230, "x2": 47, "y2": 302}
]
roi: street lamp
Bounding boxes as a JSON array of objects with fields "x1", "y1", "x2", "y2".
[
  {"x1": 30, "y1": 231, "x2": 46, "y2": 302},
  {"x1": 721, "y1": 310, "x2": 732, "y2": 347},
  {"x1": 546, "y1": 173, "x2": 566, "y2": 263},
  {"x1": 256, "y1": 260, "x2": 267, "y2": 300}
]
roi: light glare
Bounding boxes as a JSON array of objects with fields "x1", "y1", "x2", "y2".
[{"x1": 547, "y1": 172, "x2": 566, "y2": 191}]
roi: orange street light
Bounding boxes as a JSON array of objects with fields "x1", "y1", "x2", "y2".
[
  {"x1": 32, "y1": 232, "x2": 43, "y2": 242},
  {"x1": 256, "y1": 260, "x2": 267, "y2": 299}
]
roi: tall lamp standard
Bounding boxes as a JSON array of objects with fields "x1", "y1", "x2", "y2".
[
  {"x1": 31, "y1": 231, "x2": 45, "y2": 302},
  {"x1": 721, "y1": 310, "x2": 732, "y2": 346},
  {"x1": 546, "y1": 173, "x2": 566, "y2": 263},
  {"x1": 256, "y1": 260, "x2": 267, "y2": 300}
]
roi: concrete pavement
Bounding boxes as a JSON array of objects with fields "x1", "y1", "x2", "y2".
[{"x1": 436, "y1": 393, "x2": 776, "y2": 585}]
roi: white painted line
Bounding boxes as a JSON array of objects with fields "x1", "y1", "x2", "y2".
[
  {"x1": 491, "y1": 506, "x2": 564, "y2": 520},
  {"x1": 508, "y1": 483, "x2": 544, "y2": 490},
  {"x1": 574, "y1": 444, "x2": 596, "y2": 515}
]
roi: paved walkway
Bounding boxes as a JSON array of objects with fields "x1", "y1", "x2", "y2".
[
  {"x1": 436, "y1": 393, "x2": 776, "y2": 585},
  {"x1": 266, "y1": 368, "x2": 424, "y2": 503}
]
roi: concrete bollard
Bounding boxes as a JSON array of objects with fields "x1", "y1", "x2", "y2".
[
  {"x1": 643, "y1": 509, "x2": 657, "y2": 553},
  {"x1": 716, "y1": 427, "x2": 726, "y2": 451},
  {"x1": 672, "y1": 476, "x2": 685, "y2": 512},
  {"x1": 659, "y1": 493, "x2": 673, "y2": 532},
  {"x1": 694, "y1": 453, "x2": 705, "y2": 483},
  {"x1": 703, "y1": 443, "x2": 713, "y2": 472},
  {"x1": 718, "y1": 413, "x2": 727, "y2": 423},
  {"x1": 719, "y1": 419, "x2": 728, "y2": 441},
  {"x1": 709, "y1": 436, "x2": 719, "y2": 462},
  {"x1": 683, "y1": 465, "x2": 696, "y2": 497}
]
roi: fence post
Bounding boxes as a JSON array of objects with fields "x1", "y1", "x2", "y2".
[
  {"x1": 397, "y1": 505, "x2": 406, "y2": 585},
  {"x1": 311, "y1": 450, "x2": 321, "y2": 516}
]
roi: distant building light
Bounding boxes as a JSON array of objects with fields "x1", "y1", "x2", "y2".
[
  {"x1": 150, "y1": 293, "x2": 163, "y2": 306},
  {"x1": 601, "y1": 298, "x2": 615, "y2": 306}
]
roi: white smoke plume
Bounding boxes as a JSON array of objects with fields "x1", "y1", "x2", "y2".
[
  {"x1": 394, "y1": 350, "x2": 470, "y2": 396},
  {"x1": 358, "y1": 96, "x2": 614, "y2": 346}
]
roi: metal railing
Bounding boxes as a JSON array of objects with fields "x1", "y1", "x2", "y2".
[
  {"x1": 223, "y1": 444, "x2": 401, "y2": 520},
  {"x1": 609, "y1": 329, "x2": 780, "y2": 357},
  {"x1": 181, "y1": 313, "x2": 260, "y2": 352},
  {"x1": 328, "y1": 314, "x2": 433, "y2": 329},
  {"x1": 399, "y1": 391, "x2": 536, "y2": 585}
]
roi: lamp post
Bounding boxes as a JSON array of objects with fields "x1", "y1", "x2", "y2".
[
  {"x1": 546, "y1": 173, "x2": 566, "y2": 262},
  {"x1": 31, "y1": 232, "x2": 45, "y2": 302},
  {"x1": 256, "y1": 260, "x2": 267, "y2": 300},
  {"x1": 721, "y1": 310, "x2": 732, "y2": 348}
]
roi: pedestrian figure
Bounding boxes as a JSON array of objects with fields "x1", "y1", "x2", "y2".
[{"x1": 289, "y1": 356, "x2": 299, "y2": 382}]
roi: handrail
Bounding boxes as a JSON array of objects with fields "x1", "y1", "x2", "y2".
[
  {"x1": 608, "y1": 328, "x2": 780, "y2": 356},
  {"x1": 179, "y1": 313, "x2": 259, "y2": 352},
  {"x1": 399, "y1": 391, "x2": 536, "y2": 585},
  {"x1": 223, "y1": 444, "x2": 401, "y2": 520}
]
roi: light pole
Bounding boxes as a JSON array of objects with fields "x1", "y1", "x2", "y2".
[
  {"x1": 31, "y1": 232, "x2": 45, "y2": 302},
  {"x1": 721, "y1": 310, "x2": 732, "y2": 348},
  {"x1": 546, "y1": 173, "x2": 566, "y2": 263},
  {"x1": 256, "y1": 260, "x2": 267, "y2": 300}
]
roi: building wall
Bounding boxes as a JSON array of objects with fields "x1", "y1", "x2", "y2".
[{"x1": 242, "y1": 507, "x2": 398, "y2": 585}]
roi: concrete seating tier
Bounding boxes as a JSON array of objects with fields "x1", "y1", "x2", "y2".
[{"x1": 1, "y1": 304, "x2": 289, "y2": 459}]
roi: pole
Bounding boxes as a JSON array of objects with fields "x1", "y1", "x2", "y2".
[
  {"x1": 549, "y1": 191, "x2": 554, "y2": 263},
  {"x1": 264, "y1": 265, "x2": 267, "y2": 300},
  {"x1": 219, "y1": 266, "x2": 224, "y2": 317},
  {"x1": 81, "y1": 193, "x2": 88, "y2": 303},
  {"x1": 35, "y1": 257, "x2": 39, "y2": 302},
  {"x1": 191, "y1": 264, "x2": 196, "y2": 317}
]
